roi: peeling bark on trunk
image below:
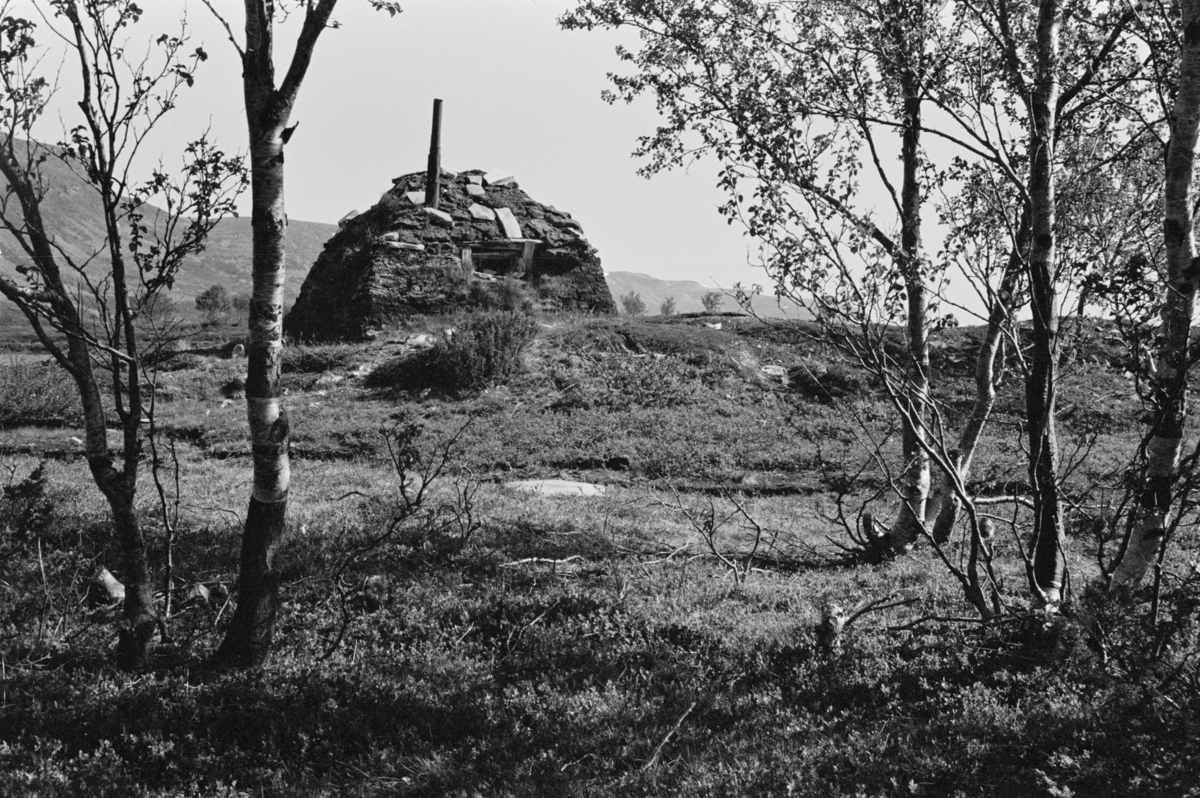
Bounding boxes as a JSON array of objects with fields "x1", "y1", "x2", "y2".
[
  {"x1": 1111, "y1": 0, "x2": 1200, "y2": 589},
  {"x1": 1024, "y1": 0, "x2": 1066, "y2": 608},
  {"x1": 215, "y1": 117, "x2": 292, "y2": 670},
  {"x1": 884, "y1": 28, "x2": 931, "y2": 554},
  {"x1": 215, "y1": 0, "x2": 336, "y2": 669}
]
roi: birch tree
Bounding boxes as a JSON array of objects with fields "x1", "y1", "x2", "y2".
[
  {"x1": 203, "y1": 0, "x2": 400, "y2": 670},
  {"x1": 1110, "y1": 0, "x2": 1200, "y2": 589},
  {"x1": 567, "y1": 0, "x2": 1146, "y2": 612},
  {"x1": 562, "y1": 0, "x2": 942, "y2": 554},
  {"x1": 0, "y1": 0, "x2": 243, "y2": 668}
]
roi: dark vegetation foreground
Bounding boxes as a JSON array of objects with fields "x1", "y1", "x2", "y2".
[{"x1": 1, "y1": 312, "x2": 1198, "y2": 797}]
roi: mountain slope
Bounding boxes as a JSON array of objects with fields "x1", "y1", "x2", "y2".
[
  {"x1": 605, "y1": 271, "x2": 809, "y2": 319},
  {"x1": 0, "y1": 141, "x2": 335, "y2": 306}
]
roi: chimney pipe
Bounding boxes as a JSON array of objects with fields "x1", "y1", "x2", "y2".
[{"x1": 425, "y1": 98, "x2": 443, "y2": 209}]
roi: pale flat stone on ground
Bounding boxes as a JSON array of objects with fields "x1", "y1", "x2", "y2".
[
  {"x1": 468, "y1": 203, "x2": 495, "y2": 221},
  {"x1": 465, "y1": 183, "x2": 486, "y2": 198},
  {"x1": 504, "y1": 479, "x2": 606, "y2": 497},
  {"x1": 484, "y1": 171, "x2": 515, "y2": 187},
  {"x1": 404, "y1": 190, "x2": 425, "y2": 205},
  {"x1": 493, "y1": 207, "x2": 523, "y2": 238},
  {"x1": 406, "y1": 333, "x2": 436, "y2": 348},
  {"x1": 467, "y1": 173, "x2": 484, "y2": 184}
]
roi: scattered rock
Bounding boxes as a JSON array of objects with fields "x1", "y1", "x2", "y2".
[
  {"x1": 184, "y1": 582, "x2": 211, "y2": 606},
  {"x1": 404, "y1": 190, "x2": 425, "y2": 205},
  {"x1": 466, "y1": 183, "x2": 486, "y2": 198},
  {"x1": 406, "y1": 333, "x2": 436, "y2": 348},
  {"x1": 760, "y1": 364, "x2": 787, "y2": 384},
  {"x1": 88, "y1": 567, "x2": 125, "y2": 604}
]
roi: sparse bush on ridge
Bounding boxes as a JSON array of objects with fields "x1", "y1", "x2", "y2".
[
  {"x1": 701, "y1": 290, "x2": 724, "y2": 313},
  {"x1": 620, "y1": 290, "x2": 646, "y2": 316}
]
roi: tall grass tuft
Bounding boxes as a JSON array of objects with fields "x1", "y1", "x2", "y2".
[{"x1": 0, "y1": 358, "x2": 79, "y2": 426}]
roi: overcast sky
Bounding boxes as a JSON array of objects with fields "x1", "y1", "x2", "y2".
[{"x1": 107, "y1": 0, "x2": 760, "y2": 291}]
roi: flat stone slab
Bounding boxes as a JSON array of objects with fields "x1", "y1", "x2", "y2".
[
  {"x1": 493, "y1": 207, "x2": 523, "y2": 238},
  {"x1": 422, "y1": 207, "x2": 454, "y2": 227},
  {"x1": 465, "y1": 183, "x2": 486, "y2": 198},
  {"x1": 467, "y1": 173, "x2": 483, "y2": 184},
  {"x1": 504, "y1": 479, "x2": 606, "y2": 497},
  {"x1": 383, "y1": 240, "x2": 425, "y2": 252},
  {"x1": 467, "y1": 203, "x2": 495, "y2": 221},
  {"x1": 404, "y1": 190, "x2": 425, "y2": 205},
  {"x1": 484, "y1": 171, "x2": 515, "y2": 187}
]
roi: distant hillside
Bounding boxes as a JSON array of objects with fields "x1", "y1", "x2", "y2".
[
  {"x1": 161, "y1": 217, "x2": 336, "y2": 303},
  {"x1": 0, "y1": 140, "x2": 334, "y2": 308},
  {"x1": 604, "y1": 271, "x2": 810, "y2": 319}
]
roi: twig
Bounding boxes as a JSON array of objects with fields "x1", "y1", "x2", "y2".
[
  {"x1": 843, "y1": 596, "x2": 920, "y2": 630},
  {"x1": 886, "y1": 614, "x2": 998, "y2": 632},
  {"x1": 642, "y1": 701, "x2": 697, "y2": 772},
  {"x1": 974, "y1": 494, "x2": 1036, "y2": 511},
  {"x1": 499, "y1": 556, "x2": 584, "y2": 568}
]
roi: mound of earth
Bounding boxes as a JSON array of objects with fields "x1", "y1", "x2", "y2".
[{"x1": 285, "y1": 169, "x2": 615, "y2": 340}]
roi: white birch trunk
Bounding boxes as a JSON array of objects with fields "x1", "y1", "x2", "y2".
[{"x1": 1110, "y1": 0, "x2": 1200, "y2": 588}]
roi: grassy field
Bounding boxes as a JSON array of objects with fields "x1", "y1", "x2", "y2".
[{"x1": 1, "y1": 312, "x2": 1198, "y2": 797}]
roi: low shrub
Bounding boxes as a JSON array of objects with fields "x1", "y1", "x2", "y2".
[
  {"x1": 283, "y1": 343, "x2": 362, "y2": 374},
  {"x1": 467, "y1": 277, "x2": 535, "y2": 314},
  {"x1": 369, "y1": 311, "x2": 539, "y2": 394},
  {"x1": 150, "y1": 351, "x2": 205, "y2": 372},
  {"x1": 788, "y1": 360, "x2": 867, "y2": 404},
  {"x1": 599, "y1": 354, "x2": 700, "y2": 409},
  {"x1": 0, "y1": 358, "x2": 79, "y2": 426},
  {"x1": 1, "y1": 461, "x2": 55, "y2": 550}
]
